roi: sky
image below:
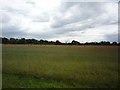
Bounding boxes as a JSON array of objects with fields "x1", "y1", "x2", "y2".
[{"x1": 0, "y1": 0, "x2": 119, "y2": 43}]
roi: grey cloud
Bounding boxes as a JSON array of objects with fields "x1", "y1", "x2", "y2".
[
  {"x1": 2, "y1": 6, "x2": 27, "y2": 16},
  {"x1": 118, "y1": 33, "x2": 120, "y2": 42},
  {"x1": 105, "y1": 34, "x2": 118, "y2": 42},
  {"x1": 26, "y1": 1, "x2": 36, "y2": 6},
  {"x1": 2, "y1": 22, "x2": 56, "y2": 39},
  {"x1": 2, "y1": 14, "x2": 10, "y2": 23},
  {"x1": 51, "y1": 19, "x2": 99, "y2": 35},
  {"x1": 60, "y1": 2, "x2": 77, "y2": 12},
  {"x1": 50, "y1": 23, "x2": 88, "y2": 35},
  {"x1": 50, "y1": 16, "x2": 118, "y2": 39},
  {"x1": 30, "y1": 33, "x2": 57, "y2": 40},
  {"x1": 64, "y1": 0, "x2": 119, "y2": 2},
  {"x1": 2, "y1": 25, "x2": 27, "y2": 38},
  {"x1": 32, "y1": 13, "x2": 49, "y2": 22},
  {"x1": 2, "y1": 24, "x2": 54, "y2": 39},
  {"x1": 50, "y1": 22, "x2": 93, "y2": 36},
  {"x1": 51, "y1": 2, "x2": 105, "y2": 28},
  {"x1": 32, "y1": 18, "x2": 49, "y2": 22},
  {"x1": 106, "y1": 20, "x2": 118, "y2": 25}
]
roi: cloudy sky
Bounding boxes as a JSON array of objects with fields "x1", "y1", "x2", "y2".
[{"x1": 0, "y1": 0, "x2": 119, "y2": 43}]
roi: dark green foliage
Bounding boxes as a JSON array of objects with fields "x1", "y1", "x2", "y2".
[
  {"x1": 2, "y1": 37, "x2": 9, "y2": 44},
  {"x1": 1, "y1": 37, "x2": 119, "y2": 45},
  {"x1": 71, "y1": 40, "x2": 80, "y2": 45}
]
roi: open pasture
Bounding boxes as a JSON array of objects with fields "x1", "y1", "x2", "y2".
[{"x1": 2, "y1": 45, "x2": 118, "y2": 88}]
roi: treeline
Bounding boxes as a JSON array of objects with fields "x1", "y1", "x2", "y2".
[{"x1": 0, "y1": 37, "x2": 120, "y2": 45}]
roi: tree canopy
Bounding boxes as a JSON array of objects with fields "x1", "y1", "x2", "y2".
[{"x1": 0, "y1": 37, "x2": 119, "y2": 45}]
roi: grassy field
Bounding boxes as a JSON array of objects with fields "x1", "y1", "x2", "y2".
[{"x1": 2, "y1": 45, "x2": 118, "y2": 88}]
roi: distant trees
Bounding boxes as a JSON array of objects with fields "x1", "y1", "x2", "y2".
[
  {"x1": 9, "y1": 38, "x2": 17, "y2": 44},
  {"x1": 100, "y1": 41, "x2": 110, "y2": 45},
  {"x1": 55, "y1": 40, "x2": 61, "y2": 45},
  {"x1": 2, "y1": 37, "x2": 9, "y2": 44},
  {"x1": 1, "y1": 37, "x2": 119, "y2": 45},
  {"x1": 112, "y1": 42, "x2": 117, "y2": 45},
  {"x1": 71, "y1": 40, "x2": 80, "y2": 45}
]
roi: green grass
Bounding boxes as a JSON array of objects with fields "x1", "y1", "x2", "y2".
[{"x1": 2, "y1": 45, "x2": 119, "y2": 88}]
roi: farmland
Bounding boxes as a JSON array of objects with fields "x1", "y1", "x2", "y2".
[{"x1": 2, "y1": 45, "x2": 118, "y2": 88}]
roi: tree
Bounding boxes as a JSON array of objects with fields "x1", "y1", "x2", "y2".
[
  {"x1": 0, "y1": 37, "x2": 2, "y2": 44},
  {"x1": 19, "y1": 38, "x2": 26, "y2": 44},
  {"x1": 2, "y1": 37, "x2": 9, "y2": 44},
  {"x1": 100, "y1": 41, "x2": 110, "y2": 45},
  {"x1": 1, "y1": 37, "x2": 119, "y2": 45},
  {"x1": 55, "y1": 40, "x2": 61, "y2": 45},
  {"x1": 112, "y1": 42, "x2": 117, "y2": 45},
  {"x1": 71, "y1": 40, "x2": 80, "y2": 45},
  {"x1": 9, "y1": 38, "x2": 17, "y2": 44}
]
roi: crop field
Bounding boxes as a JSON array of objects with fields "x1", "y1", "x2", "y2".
[{"x1": 2, "y1": 45, "x2": 119, "y2": 88}]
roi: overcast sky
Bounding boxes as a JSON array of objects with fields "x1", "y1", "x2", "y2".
[{"x1": 0, "y1": 0, "x2": 119, "y2": 42}]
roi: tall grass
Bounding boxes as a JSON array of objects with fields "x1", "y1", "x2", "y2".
[{"x1": 2, "y1": 45, "x2": 118, "y2": 88}]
